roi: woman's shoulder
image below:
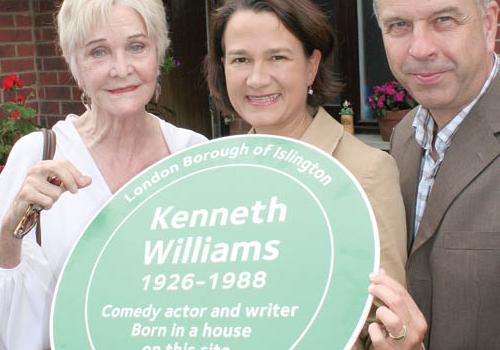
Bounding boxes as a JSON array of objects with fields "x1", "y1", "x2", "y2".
[
  {"x1": 335, "y1": 132, "x2": 398, "y2": 181},
  {"x1": 15, "y1": 129, "x2": 44, "y2": 144},
  {"x1": 9, "y1": 131, "x2": 44, "y2": 161},
  {"x1": 1, "y1": 131, "x2": 44, "y2": 183},
  {"x1": 51, "y1": 114, "x2": 79, "y2": 134},
  {"x1": 339, "y1": 131, "x2": 394, "y2": 161},
  {"x1": 8, "y1": 115, "x2": 81, "y2": 167},
  {"x1": 156, "y1": 116, "x2": 208, "y2": 153}
]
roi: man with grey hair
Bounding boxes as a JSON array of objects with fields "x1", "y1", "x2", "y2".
[
  {"x1": 373, "y1": 0, "x2": 492, "y2": 17},
  {"x1": 370, "y1": 0, "x2": 500, "y2": 349}
]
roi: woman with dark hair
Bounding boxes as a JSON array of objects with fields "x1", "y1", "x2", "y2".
[
  {"x1": 205, "y1": 0, "x2": 425, "y2": 348},
  {"x1": 206, "y1": 0, "x2": 340, "y2": 121}
]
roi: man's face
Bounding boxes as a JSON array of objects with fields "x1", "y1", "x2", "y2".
[{"x1": 377, "y1": 0, "x2": 498, "y2": 122}]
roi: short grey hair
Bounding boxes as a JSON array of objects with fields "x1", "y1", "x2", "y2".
[
  {"x1": 373, "y1": 0, "x2": 491, "y2": 19},
  {"x1": 57, "y1": 0, "x2": 170, "y2": 84}
]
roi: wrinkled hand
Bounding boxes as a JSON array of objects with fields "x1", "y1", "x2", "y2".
[
  {"x1": 4, "y1": 159, "x2": 92, "y2": 233},
  {"x1": 368, "y1": 269, "x2": 427, "y2": 350}
]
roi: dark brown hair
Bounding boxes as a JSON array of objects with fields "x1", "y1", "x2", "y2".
[{"x1": 205, "y1": 0, "x2": 341, "y2": 116}]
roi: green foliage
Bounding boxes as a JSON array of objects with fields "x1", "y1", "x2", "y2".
[
  {"x1": 339, "y1": 100, "x2": 353, "y2": 115},
  {"x1": 147, "y1": 53, "x2": 181, "y2": 119},
  {"x1": 161, "y1": 54, "x2": 181, "y2": 75}
]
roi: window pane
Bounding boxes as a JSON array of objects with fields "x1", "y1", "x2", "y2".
[{"x1": 357, "y1": 0, "x2": 393, "y2": 121}]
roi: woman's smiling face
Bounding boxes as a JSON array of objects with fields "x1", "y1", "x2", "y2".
[
  {"x1": 76, "y1": 5, "x2": 158, "y2": 117},
  {"x1": 223, "y1": 10, "x2": 320, "y2": 134}
]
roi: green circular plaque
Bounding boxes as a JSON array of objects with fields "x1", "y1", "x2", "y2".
[{"x1": 51, "y1": 135, "x2": 379, "y2": 350}]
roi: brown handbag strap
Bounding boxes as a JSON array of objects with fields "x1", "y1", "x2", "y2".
[
  {"x1": 36, "y1": 128, "x2": 57, "y2": 246},
  {"x1": 42, "y1": 128, "x2": 57, "y2": 161}
]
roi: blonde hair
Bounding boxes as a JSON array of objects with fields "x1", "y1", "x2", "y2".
[{"x1": 57, "y1": 0, "x2": 170, "y2": 83}]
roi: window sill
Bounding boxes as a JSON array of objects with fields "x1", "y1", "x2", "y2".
[{"x1": 355, "y1": 133, "x2": 390, "y2": 151}]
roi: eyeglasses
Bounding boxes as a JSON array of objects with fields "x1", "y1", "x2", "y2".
[
  {"x1": 12, "y1": 175, "x2": 62, "y2": 240},
  {"x1": 13, "y1": 205, "x2": 41, "y2": 239}
]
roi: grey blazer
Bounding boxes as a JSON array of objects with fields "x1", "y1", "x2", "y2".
[{"x1": 390, "y1": 75, "x2": 500, "y2": 349}]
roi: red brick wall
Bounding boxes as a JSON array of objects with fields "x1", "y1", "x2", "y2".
[
  {"x1": 497, "y1": 0, "x2": 500, "y2": 52},
  {"x1": 0, "y1": 0, "x2": 84, "y2": 128},
  {"x1": 497, "y1": 15, "x2": 500, "y2": 52}
]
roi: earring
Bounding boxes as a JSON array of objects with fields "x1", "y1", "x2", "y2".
[
  {"x1": 308, "y1": 86, "x2": 314, "y2": 96},
  {"x1": 80, "y1": 91, "x2": 91, "y2": 111},
  {"x1": 155, "y1": 83, "x2": 161, "y2": 104}
]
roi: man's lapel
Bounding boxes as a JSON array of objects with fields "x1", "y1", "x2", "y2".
[
  {"x1": 391, "y1": 110, "x2": 422, "y2": 252},
  {"x1": 397, "y1": 132, "x2": 422, "y2": 252}
]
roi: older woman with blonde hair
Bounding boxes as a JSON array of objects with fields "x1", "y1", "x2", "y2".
[{"x1": 0, "y1": 0, "x2": 206, "y2": 348}]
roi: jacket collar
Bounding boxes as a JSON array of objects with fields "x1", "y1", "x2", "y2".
[
  {"x1": 391, "y1": 108, "x2": 422, "y2": 251},
  {"x1": 300, "y1": 107, "x2": 343, "y2": 154},
  {"x1": 248, "y1": 107, "x2": 344, "y2": 155}
]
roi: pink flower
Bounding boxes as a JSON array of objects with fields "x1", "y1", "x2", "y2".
[
  {"x1": 368, "y1": 80, "x2": 416, "y2": 116},
  {"x1": 11, "y1": 110, "x2": 20, "y2": 119},
  {"x1": 385, "y1": 86, "x2": 396, "y2": 95},
  {"x1": 377, "y1": 95, "x2": 386, "y2": 108},
  {"x1": 394, "y1": 91, "x2": 405, "y2": 102}
]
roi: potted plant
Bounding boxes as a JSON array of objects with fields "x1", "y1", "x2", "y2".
[
  {"x1": 339, "y1": 100, "x2": 354, "y2": 134},
  {"x1": 368, "y1": 80, "x2": 417, "y2": 141},
  {"x1": 1, "y1": 74, "x2": 38, "y2": 173}
]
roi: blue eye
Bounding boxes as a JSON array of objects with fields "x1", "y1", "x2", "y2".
[
  {"x1": 130, "y1": 43, "x2": 145, "y2": 53},
  {"x1": 434, "y1": 16, "x2": 457, "y2": 28},
  {"x1": 90, "y1": 47, "x2": 107, "y2": 58},
  {"x1": 436, "y1": 16, "x2": 452, "y2": 23}
]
